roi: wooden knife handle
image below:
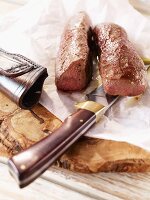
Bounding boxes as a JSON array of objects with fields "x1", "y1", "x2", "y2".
[{"x1": 8, "y1": 109, "x2": 96, "y2": 188}]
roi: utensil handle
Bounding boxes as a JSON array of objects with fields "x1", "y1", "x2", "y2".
[{"x1": 8, "y1": 109, "x2": 96, "y2": 188}]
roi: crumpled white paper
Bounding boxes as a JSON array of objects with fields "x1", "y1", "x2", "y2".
[{"x1": 0, "y1": 0, "x2": 150, "y2": 151}]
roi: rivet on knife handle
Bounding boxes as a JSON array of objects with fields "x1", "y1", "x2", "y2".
[{"x1": 8, "y1": 105, "x2": 104, "y2": 188}]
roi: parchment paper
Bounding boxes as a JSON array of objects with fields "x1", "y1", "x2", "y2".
[{"x1": 0, "y1": 0, "x2": 150, "y2": 151}]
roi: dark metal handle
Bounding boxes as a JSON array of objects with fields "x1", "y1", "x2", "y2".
[{"x1": 8, "y1": 109, "x2": 96, "y2": 188}]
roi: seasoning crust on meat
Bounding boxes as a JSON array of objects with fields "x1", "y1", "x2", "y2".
[
  {"x1": 94, "y1": 23, "x2": 147, "y2": 96},
  {"x1": 55, "y1": 12, "x2": 93, "y2": 91}
]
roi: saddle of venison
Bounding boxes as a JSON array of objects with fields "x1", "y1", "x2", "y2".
[
  {"x1": 55, "y1": 12, "x2": 93, "y2": 91},
  {"x1": 93, "y1": 23, "x2": 147, "y2": 96}
]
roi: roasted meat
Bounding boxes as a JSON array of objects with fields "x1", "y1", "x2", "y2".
[
  {"x1": 55, "y1": 12, "x2": 93, "y2": 91},
  {"x1": 94, "y1": 23, "x2": 147, "y2": 96}
]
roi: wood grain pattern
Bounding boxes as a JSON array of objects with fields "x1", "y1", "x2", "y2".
[
  {"x1": 44, "y1": 166, "x2": 150, "y2": 200},
  {"x1": 0, "y1": 161, "x2": 94, "y2": 200},
  {"x1": 0, "y1": 92, "x2": 62, "y2": 156},
  {"x1": 8, "y1": 109, "x2": 96, "y2": 188},
  {"x1": 0, "y1": 159, "x2": 150, "y2": 200},
  {"x1": 59, "y1": 137, "x2": 150, "y2": 173},
  {"x1": 1, "y1": 0, "x2": 150, "y2": 174},
  {"x1": 1, "y1": 91, "x2": 150, "y2": 174}
]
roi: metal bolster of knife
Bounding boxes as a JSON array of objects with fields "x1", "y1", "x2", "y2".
[
  {"x1": 75, "y1": 84, "x2": 119, "y2": 122},
  {"x1": 75, "y1": 101, "x2": 105, "y2": 122}
]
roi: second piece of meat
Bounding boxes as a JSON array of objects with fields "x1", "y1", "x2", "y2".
[
  {"x1": 55, "y1": 12, "x2": 93, "y2": 91},
  {"x1": 93, "y1": 23, "x2": 147, "y2": 96}
]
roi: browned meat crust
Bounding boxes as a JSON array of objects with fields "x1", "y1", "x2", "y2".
[
  {"x1": 93, "y1": 23, "x2": 147, "y2": 96},
  {"x1": 55, "y1": 12, "x2": 93, "y2": 91}
]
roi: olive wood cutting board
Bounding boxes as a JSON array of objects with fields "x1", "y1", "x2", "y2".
[{"x1": 0, "y1": 91, "x2": 150, "y2": 173}]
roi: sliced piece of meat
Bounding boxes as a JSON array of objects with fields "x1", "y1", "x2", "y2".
[
  {"x1": 55, "y1": 12, "x2": 93, "y2": 91},
  {"x1": 93, "y1": 23, "x2": 147, "y2": 96}
]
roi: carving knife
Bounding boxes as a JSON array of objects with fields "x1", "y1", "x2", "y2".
[{"x1": 8, "y1": 85, "x2": 119, "y2": 188}]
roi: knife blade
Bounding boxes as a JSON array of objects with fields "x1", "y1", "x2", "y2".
[{"x1": 8, "y1": 84, "x2": 119, "y2": 188}]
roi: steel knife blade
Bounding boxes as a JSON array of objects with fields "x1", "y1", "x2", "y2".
[
  {"x1": 8, "y1": 84, "x2": 119, "y2": 188},
  {"x1": 76, "y1": 84, "x2": 119, "y2": 122}
]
